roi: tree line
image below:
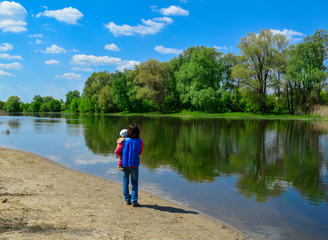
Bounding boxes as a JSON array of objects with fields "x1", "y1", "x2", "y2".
[{"x1": 2, "y1": 29, "x2": 328, "y2": 114}]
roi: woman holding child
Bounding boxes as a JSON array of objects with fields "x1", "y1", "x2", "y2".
[{"x1": 115, "y1": 123, "x2": 143, "y2": 207}]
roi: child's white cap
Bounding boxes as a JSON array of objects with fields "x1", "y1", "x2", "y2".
[{"x1": 120, "y1": 129, "x2": 128, "y2": 137}]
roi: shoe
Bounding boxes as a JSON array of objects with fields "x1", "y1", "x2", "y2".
[
  {"x1": 132, "y1": 203, "x2": 140, "y2": 207},
  {"x1": 126, "y1": 202, "x2": 131, "y2": 205}
]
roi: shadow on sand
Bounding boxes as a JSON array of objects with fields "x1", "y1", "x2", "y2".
[{"x1": 140, "y1": 204, "x2": 198, "y2": 214}]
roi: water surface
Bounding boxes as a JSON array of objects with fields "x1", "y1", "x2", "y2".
[{"x1": 0, "y1": 114, "x2": 327, "y2": 240}]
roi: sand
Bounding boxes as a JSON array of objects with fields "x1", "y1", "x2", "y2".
[{"x1": 0, "y1": 147, "x2": 245, "y2": 240}]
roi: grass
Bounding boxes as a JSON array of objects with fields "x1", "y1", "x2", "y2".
[{"x1": 106, "y1": 111, "x2": 323, "y2": 121}]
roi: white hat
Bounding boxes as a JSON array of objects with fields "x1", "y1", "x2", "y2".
[{"x1": 120, "y1": 129, "x2": 128, "y2": 137}]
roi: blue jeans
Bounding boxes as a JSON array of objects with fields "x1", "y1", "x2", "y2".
[{"x1": 122, "y1": 167, "x2": 139, "y2": 204}]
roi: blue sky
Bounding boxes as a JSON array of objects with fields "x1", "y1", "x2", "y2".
[{"x1": 0, "y1": 0, "x2": 327, "y2": 102}]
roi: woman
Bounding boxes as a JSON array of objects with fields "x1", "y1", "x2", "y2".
[{"x1": 115, "y1": 123, "x2": 143, "y2": 207}]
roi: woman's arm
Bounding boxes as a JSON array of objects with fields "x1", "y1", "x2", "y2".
[{"x1": 139, "y1": 140, "x2": 143, "y2": 155}]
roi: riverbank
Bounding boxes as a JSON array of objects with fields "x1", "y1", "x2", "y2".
[
  {"x1": 0, "y1": 148, "x2": 245, "y2": 240},
  {"x1": 107, "y1": 111, "x2": 325, "y2": 121},
  {"x1": 9, "y1": 111, "x2": 326, "y2": 122}
]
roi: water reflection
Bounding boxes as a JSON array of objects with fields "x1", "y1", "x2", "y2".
[
  {"x1": 4, "y1": 113, "x2": 327, "y2": 206},
  {"x1": 78, "y1": 116, "x2": 328, "y2": 205},
  {"x1": 8, "y1": 119, "x2": 20, "y2": 129}
]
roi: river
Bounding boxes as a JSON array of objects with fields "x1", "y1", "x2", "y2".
[{"x1": 0, "y1": 114, "x2": 327, "y2": 240}]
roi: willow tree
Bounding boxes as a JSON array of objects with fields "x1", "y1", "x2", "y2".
[
  {"x1": 133, "y1": 59, "x2": 169, "y2": 111},
  {"x1": 234, "y1": 29, "x2": 288, "y2": 113}
]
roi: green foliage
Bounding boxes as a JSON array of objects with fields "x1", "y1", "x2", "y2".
[
  {"x1": 79, "y1": 97, "x2": 94, "y2": 113},
  {"x1": 70, "y1": 98, "x2": 80, "y2": 112},
  {"x1": 82, "y1": 71, "x2": 111, "y2": 100},
  {"x1": 320, "y1": 90, "x2": 328, "y2": 105},
  {"x1": 286, "y1": 29, "x2": 328, "y2": 113},
  {"x1": 29, "y1": 95, "x2": 43, "y2": 112},
  {"x1": 234, "y1": 29, "x2": 289, "y2": 113},
  {"x1": 48, "y1": 99, "x2": 61, "y2": 112},
  {"x1": 175, "y1": 46, "x2": 224, "y2": 111},
  {"x1": 5, "y1": 96, "x2": 21, "y2": 112},
  {"x1": 133, "y1": 59, "x2": 169, "y2": 111},
  {"x1": 111, "y1": 71, "x2": 131, "y2": 111},
  {"x1": 65, "y1": 90, "x2": 80, "y2": 108},
  {"x1": 0, "y1": 100, "x2": 5, "y2": 110},
  {"x1": 20, "y1": 103, "x2": 30, "y2": 112},
  {"x1": 98, "y1": 85, "x2": 116, "y2": 112}
]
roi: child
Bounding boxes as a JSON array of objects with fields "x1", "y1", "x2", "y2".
[{"x1": 116, "y1": 129, "x2": 127, "y2": 170}]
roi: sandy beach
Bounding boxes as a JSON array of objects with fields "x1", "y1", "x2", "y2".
[{"x1": 0, "y1": 147, "x2": 245, "y2": 240}]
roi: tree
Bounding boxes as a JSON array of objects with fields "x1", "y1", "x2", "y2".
[
  {"x1": 0, "y1": 100, "x2": 5, "y2": 110},
  {"x1": 48, "y1": 99, "x2": 61, "y2": 112},
  {"x1": 111, "y1": 71, "x2": 131, "y2": 111},
  {"x1": 134, "y1": 59, "x2": 168, "y2": 111},
  {"x1": 29, "y1": 95, "x2": 44, "y2": 112},
  {"x1": 79, "y1": 97, "x2": 94, "y2": 113},
  {"x1": 70, "y1": 98, "x2": 80, "y2": 112},
  {"x1": 98, "y1": 85, "x2": 115, "y2": 112},
  {"x1": 175, "y1": 46, "x2": 223, "y2": 111},
  {"x1": 20, "y1": 102, "x2": 30, "y2": 112},
  {"x1": 286, "y1": 29, "x2": 328, "y2": 113},
  {"x1": 233, "y1": 29, "x2": 288, "y2": 113},
  {"x1": 82, "y1": 71, "x2": 111, "y2": 101},
  {"x1": 220, "y1": 53, "x2": 238, "y2": 91},
  {"x1": 65, "y1": 90, "x2": 80, "y2": 108},
  {"x1": 5, "y1": 96, "x2": 21, "y2": 113}
]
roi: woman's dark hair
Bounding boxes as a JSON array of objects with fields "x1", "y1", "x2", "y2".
[{"x1": 127, "y1": 123, "x2": 140, "y2": 139}]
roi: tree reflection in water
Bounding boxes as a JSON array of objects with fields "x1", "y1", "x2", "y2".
[{"x1": 78, "y1": 115, "x2": 327, "y2": 204}]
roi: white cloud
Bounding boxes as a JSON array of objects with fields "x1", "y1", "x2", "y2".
[
  {"x1": 155, "y1": 45, "x2": 183, "y2": 55},
  {"x1": 35, "y1": 39, "x2": 42, "y2": 44},
  {"x1": 213, "y1": 45, "x2": 233, "y2": 51},
  {"x1": 72, "y1": 67, "x2": 94, "y2": 72},
  {"x1": 0, "y1": 62, "x2": 22, "y2": 70},
  {"x1": 36, "y1": 7, "x2": 83, "y2": 25},
  {"x1": 105, "y1": 17, "x2": 173, "y2": 37},
  {"x1": 0, "y1": 43, "x2": 13, "y2": 52},
  {"x1": 71, "y1": 54, "x2": 122, "y2": 66},
  {"x1": 0, "y1": 53, "x2": 23, "y2": 60},
  {"x1": 270, "y1": 29, "x2": 305, "y2": 43},
  {"x1": 104, "y1": 43, "x2": 120, "y2": 51},
  {"x1": 116, "y1": 60, "x2": 140, "y2": 71},
  {"x1": 160, "y1": 5, "x2": 189, "y2": 16},
  {"x1": 56, "y1": 72, "x2": 83, "y2": 80},
  {"x1": 19, "y1": 86, "x2": 29, "y2": 90},
  {"x1": 0, "y1": 70, "x2": 14, "y2": 77},
  {"x1": 45, "y1": 59, "x2": 59, "y2": 65},
  {"x1": 0, "y1": 1, "x2": 27, "y2": 33},
  {"x1": 41, "y1": 44, "x2": 66, "y2": 54},
  {"x1": 29, "y1": 33, "x2": 43, "y2": 38}
]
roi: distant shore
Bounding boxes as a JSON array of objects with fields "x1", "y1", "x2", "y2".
[
  {"x1": 2, "y1": 110, "x2": 326, "y2": 121},
  {"x1": 106, "y1": 111, "x2": 325, "y2": 121},
  {"x1": 0, "y1": 147, "x2": 245, "y2": 240}
]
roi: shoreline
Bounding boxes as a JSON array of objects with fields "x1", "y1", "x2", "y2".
[
  {"x1": 0, "y1": 147, "x2": 246, "y2": 240},
  {"x1": 2, "y1": 111, "x2": 325, "y2": 122}
]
